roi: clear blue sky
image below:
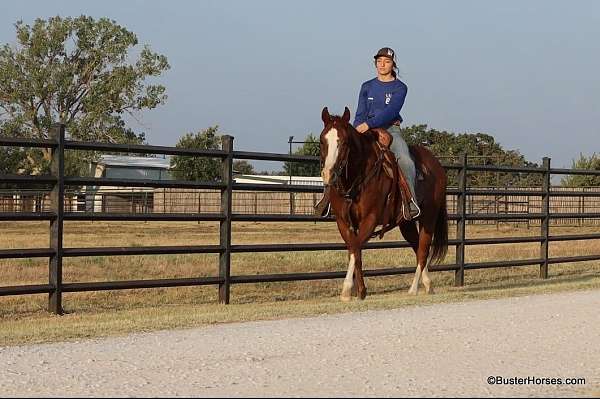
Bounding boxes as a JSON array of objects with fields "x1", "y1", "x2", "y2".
[{"x1": 2, "y1": 0, "x2": 599, "y2": 170}]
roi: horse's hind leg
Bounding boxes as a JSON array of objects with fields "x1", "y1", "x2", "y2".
[
  {"x1": 401, "y1": 221, "x2": 435, "y2": 295},
  {"x1": 399, "y1": 222, "x2": 422, "y2": 295},
  {"x1": 417, "y1": 226, "x2": 435, "y2": 294},
  {"x1": 421, "y1": 261, "x2": 434, "y2": 294}
]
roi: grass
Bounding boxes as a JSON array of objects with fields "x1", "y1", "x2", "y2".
[{"x1": 1, "y1": 220, "x2": 600, "y2": 346}]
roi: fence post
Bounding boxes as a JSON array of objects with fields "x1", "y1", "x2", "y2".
[
  {"x1": 455, "y1": 153, "x2": 467, "y2": 286},
  {"x1": 540, "y1": 157, "x2": 550, "y2": 279},
  {"x1": 49, "y1": 123, "x2": 65, "y2": 315},
  {"x1": 219, "y1": 135, "x2": 234, "y2": 304},
  {"x1": 580, "y1": 188, "x2": 585, "y2": 227}
]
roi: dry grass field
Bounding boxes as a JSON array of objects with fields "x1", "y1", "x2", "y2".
[{"x1": 1, "y1": 220, "x2": 600, "y2": 346}]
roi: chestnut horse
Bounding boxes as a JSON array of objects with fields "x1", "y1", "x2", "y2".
[{"x1": 319, "y1": 107, "x2": 448, "y2": 301}]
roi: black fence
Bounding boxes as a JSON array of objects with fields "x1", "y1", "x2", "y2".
[{"x1": 1, "y1": 124, "x2": 600, "y2": 314}]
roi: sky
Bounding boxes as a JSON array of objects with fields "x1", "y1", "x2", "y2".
[{"x1": 1, "y1": 0, "x2": 599, "y2": 171}]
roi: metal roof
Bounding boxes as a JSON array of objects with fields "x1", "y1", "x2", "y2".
[
  {"x1": 234, "y1": 174, "x2": 323, "y2": 186},
  {"x1": 98, "y1": 155, "x2": 171, "y2": 169}
]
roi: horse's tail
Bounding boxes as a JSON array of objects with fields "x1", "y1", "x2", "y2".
[{"x1": 429, "y1": 189, "x2": 448, "y2": 265}]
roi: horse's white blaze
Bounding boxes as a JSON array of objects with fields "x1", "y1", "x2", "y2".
[
  {"x1": 341, "y1": 254, "x2": 355, "y2": 298},
  {"x1": 408, "y1": 262, "x2": 423, "y2": 295},
  {"x1": 321, "y1": 128, "x2": 339, "y2": 185}
]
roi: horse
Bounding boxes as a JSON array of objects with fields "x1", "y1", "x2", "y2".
[{"x1": 319, "y1": 106, "x2": 448, "y2": 301}]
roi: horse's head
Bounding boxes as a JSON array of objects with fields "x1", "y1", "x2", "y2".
[{"x1": 319, "y1": 106, "x2": 353, "y2": 186}]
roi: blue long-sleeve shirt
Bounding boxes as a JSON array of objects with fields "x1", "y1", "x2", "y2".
[{"x1": 353, "y1": 78, "x2": 408, "y2": 129}]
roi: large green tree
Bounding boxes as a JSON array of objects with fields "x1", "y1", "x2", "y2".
[
  {"x1": 283, "y1": 133, "x2": 320, "y2": 177},
  {"x1": 560, "y1": 153, "x2": 600, "y2": 187},
  {"x1": 170, "y1": 126, "x2": 223, "y2": 181},
  {"x1": 0, "y1": 16, "x2": 169, "y2": 176}
]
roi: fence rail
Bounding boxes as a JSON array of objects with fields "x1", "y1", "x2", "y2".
[
  {"x1": 3, "y1": 186, "x2": 600, "y2": 225},
  {"x1": 1, "y1": 124, "x2": 600, "y2": 313}
]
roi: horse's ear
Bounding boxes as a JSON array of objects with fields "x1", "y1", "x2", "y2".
[
  {"x1": 342, "y1": 107, "x2": 351, "y2": 123},
  {"x1": 321, "y1": 107, "x2": 330, "y2": 124}
]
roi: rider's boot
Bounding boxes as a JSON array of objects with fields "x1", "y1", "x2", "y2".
[{"x1": 398, "y1": 170, "x2": 421, "y2": 222}]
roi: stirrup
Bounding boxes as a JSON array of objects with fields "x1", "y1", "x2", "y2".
[
  {"x1": 409, "y1": 198, "x2": 421, "y2": 219},
  {"x1": 403, "y1": 198, "x2": 421, "y2": 221},
  {"x1": 314, "y1": 197, "x2": 331, "y2": 217},
  {"x1": 314, "y1": 202, "x2": 331, "y2": 218}
]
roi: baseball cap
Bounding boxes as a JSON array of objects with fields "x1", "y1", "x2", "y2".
[{"x1": 374, "y1": 47, "x2": 396, "y2": 61}]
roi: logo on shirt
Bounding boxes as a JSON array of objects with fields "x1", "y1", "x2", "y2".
[{"x1": 385, "y1": 93, "x2": 392, "y2": 105}]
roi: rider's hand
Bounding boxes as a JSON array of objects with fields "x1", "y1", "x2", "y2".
[{"x1": 356, "y1": 122, "x2": 369, "y2": 134}]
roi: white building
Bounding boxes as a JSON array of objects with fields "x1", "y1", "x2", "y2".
[{"x1": 84, "y1": 155, "x2": 323, "y2": 212}]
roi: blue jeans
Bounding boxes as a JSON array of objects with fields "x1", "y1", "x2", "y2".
[{"x1": 388, "y1": 125, "x2": 417, "y2": 202}]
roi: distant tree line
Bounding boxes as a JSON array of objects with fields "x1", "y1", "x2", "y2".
[
  {"x1": 281, "y1": 126, "x2": 546, "y2": 187},
  {"x1": 400, "y1": 124, "x2": 543, "y2": 187},
  {"x1": 560, "y1": 153, "x2": 600, "y2": 187}
]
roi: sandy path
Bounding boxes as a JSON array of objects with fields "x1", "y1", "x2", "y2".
[{"x1": 1, "y1": 289, "x2": 599, "y2": 397}]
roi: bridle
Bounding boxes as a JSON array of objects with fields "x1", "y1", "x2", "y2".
[
  {"x1": 321, "y1": 127, "x2": 385, "y2": 201},
  {"x1": 328, "y1": 142, "x2": 350, "y2": 188}
]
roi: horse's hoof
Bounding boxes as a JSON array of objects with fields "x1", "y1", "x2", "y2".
[
  {"x1": 426, "y1": 288, "x2": 435, "y2": 295},
  {"x1": 341, "y1": 285, "x2": 352, "y2": 299},
  {"x1": 340, "y1": 295, "x2": 352, "y2": 302},
  {"x1": 408, "y1": 288, "x2": 418, "y2": 296}
]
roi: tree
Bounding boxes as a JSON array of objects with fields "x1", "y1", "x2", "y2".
[
  {"x1": 400, "y1": 124, "x2": 542, "y2": 187},
  {"x1": 560, "y1": 153, "x2": 600, "y2": 187},
  {"x1": 170, "y1": 126, "x2": 223, "y2": 181},
  {"x1": 283, "y1": 133, "x2": 320, "y2": 177},
  {"x1": 0, "y1": 16, "x2": 169, "y2": 175},
  {"x1": 0, "y1": 146, "x2": 24, "y2": 174},
  {"x1": 0, "y1": 145, "x2": 26, "y2": 189},
  {"x1": 233, "y1": 160, "x2": 255, "y2": 175}
]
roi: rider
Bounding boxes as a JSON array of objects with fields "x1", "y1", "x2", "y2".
[{"x1": 315, "y1": 46, "x2": 421, "y2": 219}]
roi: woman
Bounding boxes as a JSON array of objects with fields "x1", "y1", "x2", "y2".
[
  {"x1": 354, "y1": 47, "x2": 420, "y2": 219},
  {"x1": 315, "y1": 47, "x2": 420, "y2": 219}
]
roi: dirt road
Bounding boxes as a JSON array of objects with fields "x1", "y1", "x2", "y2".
[{"x1": 1, "y1": 290, "x2": 599, "y2": 397}]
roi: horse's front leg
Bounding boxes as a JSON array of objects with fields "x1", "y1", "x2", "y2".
[
  {"x1": 340, "y1": 250, "x2": 357, "y2": 302},
  {"x1": 340, "y1": 247, "x2": 366, "y2": 301},
  {"x1": 338, "y1": 215, "x2": 377, "y2": 301},
  {"x1": 353, "y1": 249, "x2": 366, "y2": 300}
]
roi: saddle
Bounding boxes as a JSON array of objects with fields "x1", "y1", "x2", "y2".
[{"x1": 369, "y1": 128, "x2": 420, "y2": 238}]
